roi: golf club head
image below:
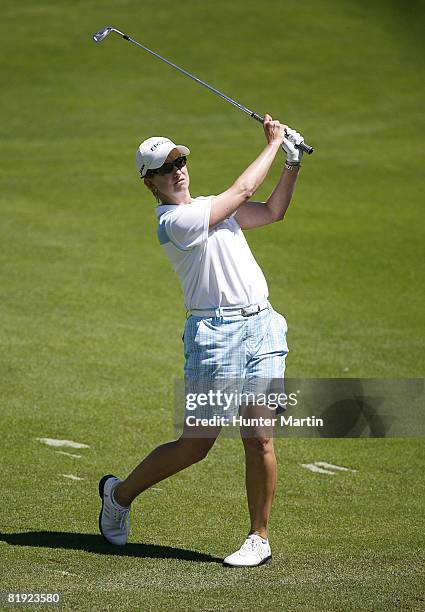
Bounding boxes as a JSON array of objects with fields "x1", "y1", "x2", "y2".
[{"x1": 92, "y1": 26, "x2": 113, "y2": 43}]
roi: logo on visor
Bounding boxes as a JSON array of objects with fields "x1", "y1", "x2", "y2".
[{"x1": 150, "y1": 140, "x2": 168, "y2": 151}]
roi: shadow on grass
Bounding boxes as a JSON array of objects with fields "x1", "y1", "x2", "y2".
[{"x1": 0, "y1": 531, "x2": 222, "y2": 563}]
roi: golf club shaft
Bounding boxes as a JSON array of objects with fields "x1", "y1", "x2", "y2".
[{"x1": 94, "y1": 27, "x2": 314, "y2": 155}]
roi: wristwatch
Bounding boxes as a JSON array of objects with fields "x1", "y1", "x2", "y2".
[{"x1": 284, "y1": 161, "x2": 301, "y2": 171}]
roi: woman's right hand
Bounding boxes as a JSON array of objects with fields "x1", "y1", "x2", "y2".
[{"x1": 263, "y1": 113, "x2": 287, "y2": 146}]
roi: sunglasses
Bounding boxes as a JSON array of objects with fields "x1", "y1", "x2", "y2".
[{"x1": 146, "y1": 155, "x2": 187, "y2": 177}]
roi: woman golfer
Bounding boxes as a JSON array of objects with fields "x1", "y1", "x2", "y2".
[{"x1": 98, "y1": 115, "x2": 304, "y2": 567}]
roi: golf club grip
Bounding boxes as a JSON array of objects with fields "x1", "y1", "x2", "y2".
[
  {"x1": 251, "y1": 112, "x2": 314, "y2": 155},
  {"x1": 298, "y1": 142, "x2": 314, "y2": 155}
]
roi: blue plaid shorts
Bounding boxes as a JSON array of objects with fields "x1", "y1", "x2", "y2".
[{"x1": 183, "y1": 302, "x2": 289, "y2": 416}]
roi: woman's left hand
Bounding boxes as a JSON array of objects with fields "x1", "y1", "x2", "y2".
[{"x1": 282, "y1": 127, "x2": 304, "y2": 163}]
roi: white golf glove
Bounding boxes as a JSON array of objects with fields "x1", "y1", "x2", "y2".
[{"x1": 282, "y1": 127, "x2": 304, "y2": 164}]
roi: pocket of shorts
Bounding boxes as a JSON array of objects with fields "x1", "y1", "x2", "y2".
[
  {"x1": 183, "y1": 317, "x2": 203, "y2": 358},
  {"x1": 275, "y1": 311, "x2": 288, "y2": 334}
]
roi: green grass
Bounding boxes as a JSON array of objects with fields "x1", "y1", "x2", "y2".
[
  {"x1": 2, "y1": 438, "x2": 425, "y2": 610},
  {"x1": 1, "y1": 0, "x2": 424, "y2": 610}
]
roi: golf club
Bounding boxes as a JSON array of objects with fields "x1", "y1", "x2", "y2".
[{"x1": 92, "y1": 26, "x2": 314, "y2": 155}]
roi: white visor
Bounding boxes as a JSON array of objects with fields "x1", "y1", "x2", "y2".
[{"x1": 136, "y1": 136, "x2": 190, "y2": 176}]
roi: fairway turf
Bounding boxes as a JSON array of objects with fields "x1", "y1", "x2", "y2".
[{"x1": 1, "y1": 0, "x2": 424, "y2": 610}]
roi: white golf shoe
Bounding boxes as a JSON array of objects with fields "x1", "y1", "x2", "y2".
[
  {"x1": 223, "y1": 534, "x2": 272, "y2": 567},
  {"x1": 98, "y1": 474, "x2": 131, "y2": 545}
]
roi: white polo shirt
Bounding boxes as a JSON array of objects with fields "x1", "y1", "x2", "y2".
[{"x1": 156, "y1": 196, "x2": 269, "y2": 310}]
